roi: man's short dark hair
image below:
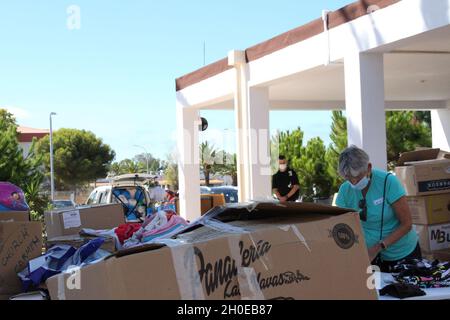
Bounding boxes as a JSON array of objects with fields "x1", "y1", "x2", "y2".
[{"x1": 279, "y1": 155, "x2": 286, "y2": 161}]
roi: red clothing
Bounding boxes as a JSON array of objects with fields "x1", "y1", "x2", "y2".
[{"x1": 115, "y1": 223, "x2": 142, "y2": 245}]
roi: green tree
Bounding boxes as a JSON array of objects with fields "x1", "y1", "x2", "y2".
[
  {"x1": 298, "y1": 138, "x2": 333, "y2": 202},
  {"x1": 0, "y1": 109, "x2": 17, "y2": 131},
  {"x1": 271, "y1": 128, "x2": 333, "y2": 202},
  {"x1": 164, "y1": 162, "x2": 179, "y2": 191},
  {"x1": 200, "y1": 141, "x2": 218, "y2": 187},
  {"x1": 386, "y1": 111, "x2": 432, "y2": 166},
  {"x1": 326, "y1": 111, "x2": 347, "y2": 194},
  {"x1": 327, "y1": 110, "x2": 432, "y2": 187},
  {"x1": 119, "y1": 159, "x2": 146, "y2": 174},
  {"x1": 108, "y1": 162, "x2": 122, "y2": 176},
  {"x1": 414, "y1": 111, "x2": 431, "y2": 128},
  {"x1": 35, "y1": 128, "x2": 116, "y2": 193},
  {"x1": 215, "y1": 151, "x2": 238, "y2": 186},
  {"x1": 0, "y1": 108, "x2": 48, "y2": 219},
  {"x1": 134, "y1": 153, "x2": 162, "y2": 173}
]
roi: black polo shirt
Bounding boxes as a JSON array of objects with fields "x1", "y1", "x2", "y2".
[{"x1": 272, "y1": 168, "x2": 300, "y2": 202}]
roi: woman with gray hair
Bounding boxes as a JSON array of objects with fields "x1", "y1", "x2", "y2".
[{"x1": 336, "y1": 146, "x2": 421, "y2": 272}]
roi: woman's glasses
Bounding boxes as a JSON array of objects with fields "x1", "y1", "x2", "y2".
[{"x1": 359, "y1": 199, "x2": 367, "y2": 222}]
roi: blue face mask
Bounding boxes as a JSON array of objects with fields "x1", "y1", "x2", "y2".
[{"x1": 350, "y1": 177, "x2": 370, "y2": 191}]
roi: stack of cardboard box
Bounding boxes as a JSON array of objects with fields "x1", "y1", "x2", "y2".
[
  {"x1": 0, "y1": 204, "x2": 128, "y2": 300},
  {"x1": 395, "y1": 149, "x2": 450, "y2": 261}
]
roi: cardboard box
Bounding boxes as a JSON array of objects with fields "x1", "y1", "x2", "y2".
[
  {"x1": 46, "y1": 235, "x2": 116, "y2": 253},
  {"x1": 174, "y1": 194, "x2": 226, "y2": 216},
  {"x1": 423, "y1": 249, "x2": 450, "y2": 262},
  {"x1": 395, "y1": 149, "x2": 450, "y2": 196},
  {"x1": 416, "y1": 223, "x2": 450, "y2": 252},
  {"x1": 46, "y1": 202, "x2": 378, "y2": 300},
  {"x1": 0, "y1": 211, "x2": 30, "y2": 222},
  {"x1": 407, "y1": 194, "x2": 450, "y2": 225},
  {"x1": 201, "y1": 194, "x2": 226, "y2": 215},
  {"x1": 0, "y1": 221, "x2": 43, "y2": 296},
  {"x1": 45, "y1": 204, "x2": 125, "y2": 239}
]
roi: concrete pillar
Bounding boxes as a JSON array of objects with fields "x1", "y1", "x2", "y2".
[
  {"x1": 432, "y1": 107, "x2": 450, "y2": 151},
  {"x1": 176, "y1": 100, "x2": 201, "y2": 221},
  {"x1": 229, "y1": 50, "x2": 251, "y2": 202},
  {"x1": 229, "y1": 50, "x2": 272, "y2": 202},
  {"x1": 247, "y1": 87, "x2": 272, "y2": 201},
  {"x1": 344, "y1": 52, "x2": 388, "y2": 170}
]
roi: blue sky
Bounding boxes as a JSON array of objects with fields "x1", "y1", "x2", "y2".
[{"x1": 0, "y1": 0, "x2": 353, "y2": 161}]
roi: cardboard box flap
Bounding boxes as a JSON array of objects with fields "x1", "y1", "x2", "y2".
[
  {"x1": 439, "y1": 150, "x2": 450, "y2": 160},
  {"x1": 110, "y1": 202, "x2": 356, "y2": 260},
  {"x1": 114, "y1": 243, "x2": 166, "y2": 259},
  {"x1": 176, "y1": 202, "x2": 354, "y2": 240},
  {"x1": 202, "y1": 201, "x2": 352, "y2": 223},
  {"x1": 397, "y1": 148, "x2": 441, "y2": 166},
  {"x1": 0, "y1": 211, "x2": 30, "y2": 222}
]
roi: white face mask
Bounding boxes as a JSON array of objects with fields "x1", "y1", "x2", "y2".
[
  {"x1": 350, "y1": 177, "x2": 370, "y2": 191},
  {"x1": 279, "y1": 164, "x2": 288, "y2": 172}
]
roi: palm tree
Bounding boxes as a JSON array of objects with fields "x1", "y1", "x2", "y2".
[
  {"x1": 108, "y1": 162, "x2": 122, "y2": 177},
  {"x1": 200, "y1": 141, "x2": 217, "y2": 187},
  {"x1": 217, "y1": 152, "x2": 238, "y2": 186},
  {"x1": 119, "y1": 159, "x2": 145, "y2": 174}
]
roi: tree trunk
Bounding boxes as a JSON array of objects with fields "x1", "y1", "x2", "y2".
[
  {"x1": 74, "y1": 186, "x2": 78, "y2": 204},
  {"x1": 232, "y1": 173, "x2": 238, "y2": 187},
  {"x1": 205, "y1": 170, "x2": 210, "y2": 187}
]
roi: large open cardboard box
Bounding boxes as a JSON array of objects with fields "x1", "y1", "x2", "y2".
[
  {"x1": 44, "y1": 204, "x2": 125, "y2": 239},
  {"x1": 395, "y1": 149, "x2": 450, "y2": 196},
  {"x1": 46, "y1": 202, "x2": 377, "y2": 300},
  {"x1": 0, "y1": 213, "x2": 43, "y2": 299}
]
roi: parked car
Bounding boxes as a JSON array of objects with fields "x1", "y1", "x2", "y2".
[
  {"x1": 51, "y1": 199, "x2": 76, "y2": 209},
  {"x1": 209, "y1": 186, "x2": 239, "y2": 204},
  {"x1": 86, "y1": 174, "x2": 154, "y2": 222},
  {"x1": 200, "y1": 186, "x2": 211, "y2": 194}
]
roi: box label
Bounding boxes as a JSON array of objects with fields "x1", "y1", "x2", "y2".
[
  {"x1": 62, "y1": 210, "x2": 81, "y2": 229},
  {"x1": 418, "y1": 179, "x2": 450, "y2": 193},
  {"x1": 429, "y1": 225, "x2": 450, "y2": 251}
]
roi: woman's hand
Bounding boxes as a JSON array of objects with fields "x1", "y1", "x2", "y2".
[{"x1": 368, "y1": 244, "x2": 382, "y2": 262}]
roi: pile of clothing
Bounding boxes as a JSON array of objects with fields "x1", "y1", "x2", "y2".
[
  {"x1": 391, "y1": 258, "x2": 450, "y2": 289},
  {"x1": 18, "y1": 238, "x2": 110, "y2": 292},
  {"x1": 80, "y1": 210, "x2": 189, "y2": 250},
  {"x1": 123, "y1": 210, "x2": 189, "y2": 249}
]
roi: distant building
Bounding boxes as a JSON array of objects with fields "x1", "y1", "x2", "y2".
[{"x1": 17, "y1": 126, "x2": 49, "y2": 157}]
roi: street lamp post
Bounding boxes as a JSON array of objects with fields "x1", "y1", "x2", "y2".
[
  {"x1": 49, "y1": 112, "x2": 57, "y2": 202},
  {"x1": 133, "y1": 145, "x2": 149, "y2": 174}
]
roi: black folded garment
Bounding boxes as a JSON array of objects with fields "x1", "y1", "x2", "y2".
[{"x1": 380, "y1": 283, "x2": 426, "y2": 299}]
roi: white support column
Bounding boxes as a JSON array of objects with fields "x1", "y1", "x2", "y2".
[
  {"x1": 229, "y1": 50, "x2": 251, "y2": 203},
  {"x1": 229, "y1": 50, "x2": 272, "y2": 202},
  {"x1": 344, "y1": 52, "x2": 388, "y2": 170},
  {"x1": 176, "y1": 100, "x2": 201, "y2": 221},
  {"x1": 432, "y1": 107, "x2": 450, "y2": 151},
  {"x1": 248, "y1": 87, "x2": 272, "y2": 201}
]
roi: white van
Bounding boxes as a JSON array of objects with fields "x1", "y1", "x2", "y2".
[{"x1": 86, "y1": 174, "x2": 154, "y2": 222}]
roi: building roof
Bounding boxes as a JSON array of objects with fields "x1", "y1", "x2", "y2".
[
  {"x1": 17, "y1": 126, "x2": 49, "y2": 142},
  {"x1": 175, "y1": 0, "x2": 400, "y2": 91}
]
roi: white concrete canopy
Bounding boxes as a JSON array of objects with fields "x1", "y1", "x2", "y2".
[{"x1": 176, "y1": 0, "x2": 450, "y2": 219}]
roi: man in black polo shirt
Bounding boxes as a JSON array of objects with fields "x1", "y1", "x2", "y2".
[{"x1": 272, "y1": 156, "x2": 300, "y2": 202}]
